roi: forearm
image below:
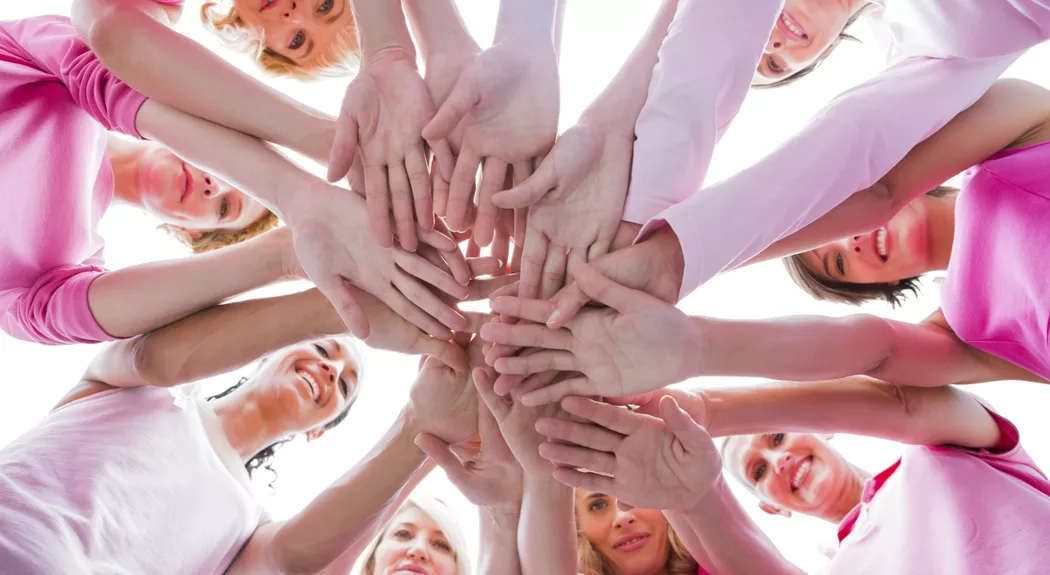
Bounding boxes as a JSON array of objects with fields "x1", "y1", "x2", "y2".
[
  {"x1": 74, "y1": 1, "x2": 333, "y2": 162},
  {"x1": 272, "y1": 410, "x2": 432, "y2": 574},
  {"x1": 352, "y1": 0, "x2": 416, "y2": 60},
  {"x1": 583, "y1": 0, "x2": 679, "y2": 131},
  {"x1": 135, "y1": 99, "x2": 315, "y2": 215},
  {"x1": 680, "y1": 479, "x2": 804, "y2": 575},
  {"x1": 494, "y1": 0, "x2": 558, "y2": 44},
  {"x1": 519, "y1": 475, "x2": 576, "y2": 575},
  {"x1": 696, "y1": 378, "x2": 1001, "y2": 449},
  {"x1": 402, "y1": 0, "x2": 476, "y2": 63},
  {"x1": 86, "y1": 228, "x2": 287, "y2": 338},
  {"x1": 478, "y1": 506, "x2": 523, "y2": 575},
  {"x1": 663, "y1": 511, "x2": 718, "y2": 574}
]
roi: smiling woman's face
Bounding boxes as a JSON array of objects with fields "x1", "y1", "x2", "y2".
[
  {"x1": 231, "y1": 0, "x2": 355, "y2": 69},
  {"x1": 575, "y1": 490, "x2": 671, "y2": 575},
  {"x1": 369, "y1": 507, "x2": 459, "y2": 575}
]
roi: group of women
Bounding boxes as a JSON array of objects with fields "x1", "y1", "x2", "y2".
[{"x1": 2, "y1": 0, "x2": 1050, "y2": 573}]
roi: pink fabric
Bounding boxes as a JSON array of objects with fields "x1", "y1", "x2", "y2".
[
  {"x1": 827, "y1": 405, "x2": 1050, "y2": 574},
  {"x1": 940, "y1": 140, "x2": 1050, "y2": 381},
  {"x1": 0, "y1": 386, "x2": 262, "y2": 574},
  {"x1": 0, "y1": 16, "x2": 147, "y2": 345},
  {"x1": 629, "y1": 0, "x2": 1050, "y2": 299}
]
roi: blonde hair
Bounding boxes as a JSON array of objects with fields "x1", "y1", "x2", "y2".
[
  {"x1": 576, "y1": 506, "x2": 698, "y2": 575},
  {"x1": 359, "y1": 498, "x2": 472, "y2": 575},
  {"x1": 200, "y1": 1, "x2": 360, "y2": 79},
  {"x1": 161, "y1": 210, "x2": 281, "y2": 253}
]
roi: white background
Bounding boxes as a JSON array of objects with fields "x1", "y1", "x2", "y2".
[{"x1": 3, "y1": 1, "x2": 1050, "y2": 572}]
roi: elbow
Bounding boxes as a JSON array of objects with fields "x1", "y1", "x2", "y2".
[
  {"x1": 127, "y1": 334, "x2": 177, "y2": 388},
  {"x1": 835, "y1": 314, "x2": 897, "y2": 376},
  {"x1": 269, "y1": 531, "x2": 333, "y2": 575},
  {"x1": 79, "y1": 3, "x2": 136, "y2": 61}
]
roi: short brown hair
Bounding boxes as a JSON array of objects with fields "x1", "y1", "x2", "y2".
[
  {"x1": 162, "y1": 209, "x2": 281, "y2": 253},
  {"x1": 783, "y1": 185, "x2": 959, "y2": 307},
  {"x1": 753, "y1": 5, "x2": 871, "y2": 90},
  {"x1": 200, "y1": 1, "x2": 360, "y2": 79}
]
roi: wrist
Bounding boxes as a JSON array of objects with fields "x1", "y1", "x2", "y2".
[
  {"x1": 682, "y1": 473, "x2": 729, "y2": 516},
  {"x1": 362, "y1": 45, "x2": 418, "y2": 70},
  {"x1": 495, "y1": 0, "x2": 557, "y2": 44},
  {"x1": 684, "y1": 317, "x2": 709, "y2": 379},
  {"x1": 479, "y1": 504, "x2": 521, "y2": 528}
]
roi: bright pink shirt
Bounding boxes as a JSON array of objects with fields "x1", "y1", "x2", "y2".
[
  {"x1": 0, "y1": 16, "x2": 147, "y2": 345},
  {"x1": 828, "y1": 405, "x2": 1050, "y2": 574},
  {"x1": 0, "y1": 386, "x2": 262, "y2": 574},
  {"x1": 629, "y1": 0, "x2": 1050, "y2": 298},
  {"x1": 940, "y1": 140, "x2": 1050, "y2": 381}
]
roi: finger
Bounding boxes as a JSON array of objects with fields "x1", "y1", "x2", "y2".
[
  {"x1": 489, "y1": 296, "x2": 558, "y2": 324},
  {"x1": 414, "y1": 338, "x2": 469, "y2": 373},
  {"x1": 571, "y1": 262, "x2": 648, "y2": 315},
  {"x1": 565, "y1": 247, "x2": 588, "y2": 286},
  {"x1": 538, "y1": 442, "x2": 616, "y2": 475},
  {"x1": 467, "y1": 275, "x2": 519, "y2": 302},
  {"x1": 460, "y1": 311, "x2": 496, "y2": 335},
  {"x1": 393, "y1": 273, "x2": 470, "y2": 332},
  {"x1": 559, "y1": 396, "x2": 645, "y2": 435},
  {"x1": 417, "y1": 226, "x2": 459, "y2": 253},
  {"x1": 616, "y1": 500, "x2": 635, "y2": 513},
  {"x1": 551, "y1": 467, "x2": 616, "y2": 494},
  {"x1": 363, "y1": 163, "x2": 394, "y2": 248},
  {"x1": 429, "y1": 137, "x2": 457, "y2": 187},
  {"x1": 534, "y1": 417, "x2": 623, "y2": 452},
  {"x1": 520, "y1": 377, "x2": 596, "y2": 407},
  {"x1": 492, "y1": 154, "x2": 557, "y2": 209},
  {"x1": 513, "y1": 208, "x2": 528, "y2": 250},
  {"x1": 489, "y1": 280, "x2": 520, "y2": 300},
  {"x1": 659, "y1": 396, "x2": 713, "y2": 454},
  {"x1": 467, "y1": 257, "x2": 503, "y2": 279},
  {"x1": 518, "y1": 225, "x2": 547, "y2": 301},
  {"x1": 539, "y1": 244, "x2": 568, "y2": 300},
  {"x1": 432, "y1": 160, "x2": 451, "y2": 217},
  {"x1": 327, "y1": 114, "x2": 358, "y2": 182},
  {"x1": 381, "y1": 283, "x2": 454, "y2": 340},
  {"x1": 447, "y1": 149, "x2": 482, "y2": 231},
  {"x1": 484, "y1": 342, "x2": 517, "y2": 366},
  {"x1": 388, "y1": 162, "x2": 418, "y2": 252},
  {"x1": 315, "y1": 276, "x2": 370, "y2": 339},
  {"x1": 490, "y1": 210, "x2": 511, "y2": 275},
  {"x1": 395, "y1": 251, "x2": 470, "y2": 300},
  {"x1": 473, "y1": 158, "x2": 508, "y2": 247},
  {"x1": 479, "y1": 322, "x2": 573, "y2": 350},
  {"x1": 513, "y1": 370, "x2": 559, "y2": 398},
  {"x1": 492, "y1": 373, "x2": 524, "y2": 397},
  {"x1": 545, "y1": 282, "x2": 589, "y2": 329},
  {"x1": 414, "y1": 433, "x2": 469, "y2": 479},
  {"x1": 493, "y1": 350, "x2": 576, "y2": 375},
  {"x1": 406, "y1": 146, "x2": 434, "y2": 231},
  {"x1": 423, "y1": 75, "x2": 479, "y2": 141},
  {"x1": 473, "y1": 367, "x2": 511, "y2": 420},
  {"x1": 348, "y1": 152, "x2": 366, "y2": 195},
  {"x1": 465, "y1": 238, "x2": 481, "y2": 258}
]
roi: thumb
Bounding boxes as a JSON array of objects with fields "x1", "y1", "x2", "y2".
[
  {"x1": 570, "y1": 261, "x2": 644, "y2": 315},
  {"x1": 414, "y1": 433, "x2": 470, "y2": 482},
  {"x1": 659, "y1": 396, "x2": 713, "y2": 455},
  {"x1": 317, "y1": 276, "x2": 370, "y2": 339},
  {"x1": 417, "y1": 338, "x2": 469, "y2": 374},
  {"x1": 491, "y1": 156, "x2": 557, "y2": 209},
  {"x1": 423, "y1": 75, "x2": 479, "y2": 141},
  {"x1": 327, "y1": 114, "x2": 359, "y2": 183}
]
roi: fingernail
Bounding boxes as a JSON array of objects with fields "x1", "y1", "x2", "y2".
[{"x1": 546, "y1": 309, "x2": 564, "y2": 327}]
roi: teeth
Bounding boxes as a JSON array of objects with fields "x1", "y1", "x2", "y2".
[
  {"x1": 876, "y1": 228, "x2": 887, "y2": 258},
  {"x1": 616, "y1": 535, "x2": 646, "y2": 548},
  {"x1": 792, "y1": 458, "x2": 811, "y2": 490},
  {"x1": 298, "y1": 370, "x2": 320, "y2": 401},
  {"x1": 781, "y1": 13, "x2": 805, "y2": 37}
]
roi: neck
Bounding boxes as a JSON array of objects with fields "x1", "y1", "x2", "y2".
[
  {"x1": 211, "y1": 391, "x2": 290, "y2": 462},
  {"x1": 106, "y1": 134, "x2": 146, "y2": 208},
  {"x1": 821, "y1": 465, "x2": 870, "y2": 523},
  {"x1": 925, "y1": 195, "x2": 957, "y2": 272}
]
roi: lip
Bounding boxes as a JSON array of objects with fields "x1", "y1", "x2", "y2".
[
  {"x1": 612, "y1": 532, "x2": 651, "y2": 553},
  {"x1": 393, "y1": 565, "x2": 429, "y2": 575},
  {"x1": 295, "y1": 365, "x2": 327, "y2": 404},
  {"x1": 776, "y1": 11, "x2": 808, "y2": 42},
  {"x1": 260, "y1": 0, "x2": 278, "y2": 12},
  {"x1": 789, "y1": 455, "x2": 813, "y2": 491},
  {"x1": 179, "y1": 163, "x2": 192, "y2": 204},
  {"x1": 871, "y1": 227, "x2": 889, "y2": 262}
]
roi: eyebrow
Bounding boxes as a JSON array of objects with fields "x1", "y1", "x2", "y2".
[
  {"x1": 820, "y1": 251, "x2": 832, "y2": 278},
  {"x1": 585, "y1": 493, "x2": 606, "y2": 501},
  {"x1": 327, "y1": 0, "x2": 345, "y2": 24},
  {"x1": 303, "y1": 38, "x2": 315, "y2": 58},
  {"x1": 331, "y1": 339, "x2": 342, "y2": 352}
]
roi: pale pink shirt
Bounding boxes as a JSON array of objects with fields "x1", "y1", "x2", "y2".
[
  {"x1": 627, "y1": 0, "x2": 1050, "y2": 298},
  {"x1": 827, "y1": 405, "x2": 1050, "y2": 574},
  {"x1": 0, "y1": 16, "x2": 148, "y2": 345},
  {"x1": 0, "y1": 386, "x2": 262, "y2": 574}
]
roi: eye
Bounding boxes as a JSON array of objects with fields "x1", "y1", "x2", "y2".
[
  {"x1": 835, "y1": 253, "x2": 845, "y2": 276},
  {"x1": 219, "y1": 198, "x2": 230, "y2": 220},
  {"x1": 289, "y1": 30, "x2": 305, "y2": 50},
  {"x1": 338, "y1": 377, "x2": 349, "y2": 398},
  {"x1": 588, "y1": 500, "x2": 607, "y2": 513},
  {"x1": 767, "y1": 56, "x2": 783, "y2": 75},
  {"x1": 753, "y1": 462, "x2": 767, "y2": 482},
  {"x1": 318, "y1": 0, "x2": 334, "y2": 13},
  {"x1": 433, "y1": 538, "x2": 452, "y2": 552},
  {"x1": 393, "y1": 529, "x2": 412, "y2": 540},
  {"x1": 313, "y1": 343, "x2": 330, "y2": 359},
  {"x1": 773, "y1": 433, "x2": 785, "y2": 447}
]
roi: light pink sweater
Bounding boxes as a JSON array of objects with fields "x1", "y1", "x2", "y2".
[
  {"x1": 627, "y1": 0, "x2": 1050, "y2": 298},
  {"x1": 0, "y1": 16, "x2": 148, "y2": 345}
]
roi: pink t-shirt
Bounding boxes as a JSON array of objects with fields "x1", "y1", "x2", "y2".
[
  {"x1": 940, "y1": 140, "x2": 1050, "y2": 381},
  {"x1": 827, "y1": 406, "x2": 1050, "y2": 574},
  {"x1": 0, "y1": 386, "x2": 262, "y2": 574},
  {"x1": 0, "y1": 16, "x2": 148, "y2": 345}
]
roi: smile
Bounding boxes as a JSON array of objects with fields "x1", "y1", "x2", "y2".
[
  {"x1": 791, "y1": 455, "x2": 813, "y2": 491},
  {"x1": 875, "y1": 227, "x2": 888, "y2": 261},
  {"x1": 296, "y1": 368, "x2": 321, "y2": 403},
  {"x1": 179, "y1": 163, "x2": 192, "y2": 204},
  {"x1": 778, "y1": 11, "x2": 808, "y2": 41},
  {"x1": 393, "y1": 566, "x2": 428, "y2": 575},
  {"x1": 613, "y1": 533, "x2": 650, "y2": 552},
  {"x1": 260, "y1": 0, "x2": 278, "y2": 12}
]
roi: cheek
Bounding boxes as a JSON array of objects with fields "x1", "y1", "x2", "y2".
[
  {"x1": 371, "y1": 542, "x2": 405, "y2": 570},
  {"x1": 433, "y1": 552, "x2": 459, "y2": 575}
]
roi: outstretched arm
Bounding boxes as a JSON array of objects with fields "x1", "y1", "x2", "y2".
[{"x1": 71, "y1": 0, "x2": 334, "y2": 163}]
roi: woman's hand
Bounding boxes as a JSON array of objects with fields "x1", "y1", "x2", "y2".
[
  {"x1": 536, "y1": 395, "x2": 722, "y2": 512},
  {"x1": 408, "y1": 336, "x2": 488, "y2": 445}
]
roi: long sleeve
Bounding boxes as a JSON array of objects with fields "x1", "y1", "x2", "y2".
[
  {"x1": 641, "y1": 53, "x2": 1019, "y2": 298},
  {"x1": 622, "y1": 0, "x2": 782, "y2": 224}
]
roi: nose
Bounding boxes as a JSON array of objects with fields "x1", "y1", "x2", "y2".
[
  {"x1": 406, "y1": 541, "x2": 431, "y2": 561},
  {"x1": 282, "y1": 1, "x2": 303, "y2": 23},
  {"x1": 613, "y1": 510, "x2": 637, "y2": 529},
  {"x1": 765, "y1": 29, "x2": 784, "y2": 52},
  {"x1": 774, "y1": 451, "x2": 792, "y2": 475},
  {"x1": 847, "y1": 235, "x2": 864, "y2": 254},
  {"x1": 201, "y1": 174, "x2": 217, "y2": 198},
  {"x1": 318, "y1": 360, "x2": 338, "y2": 384}
]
